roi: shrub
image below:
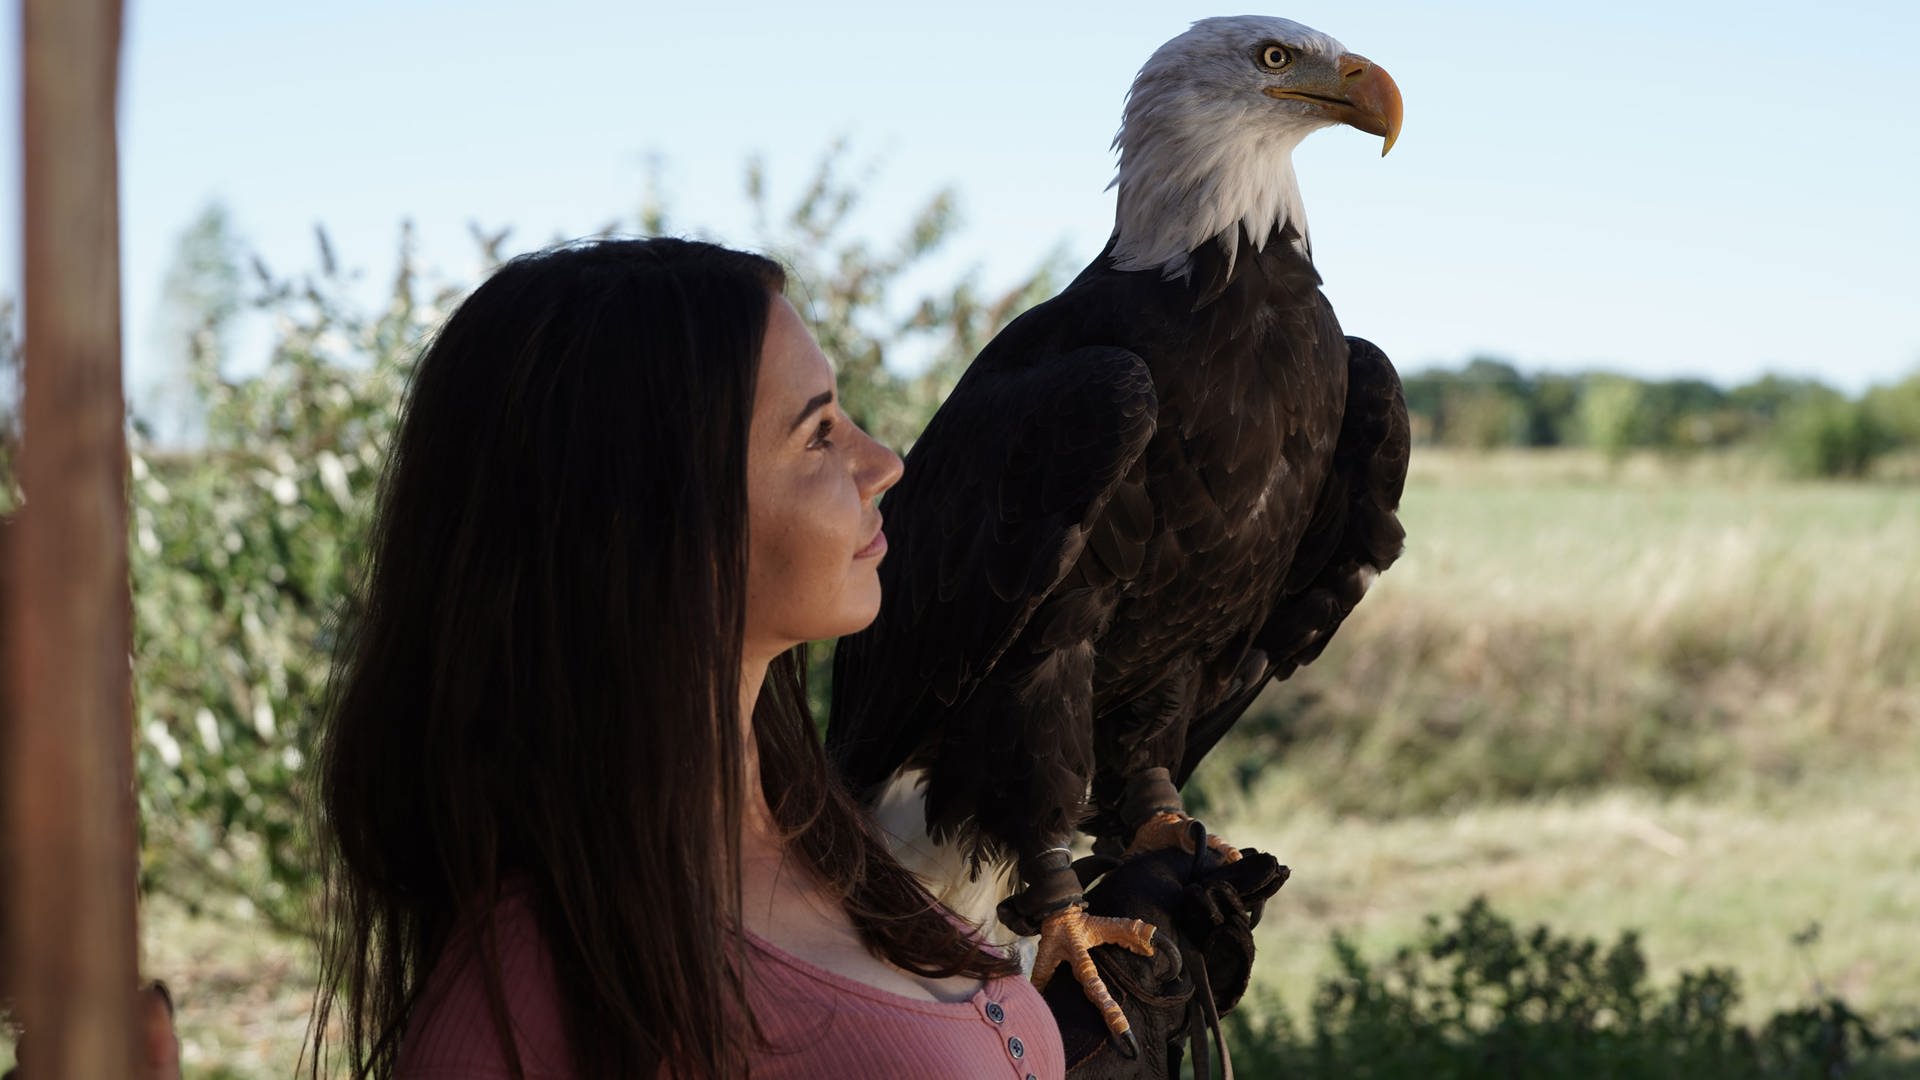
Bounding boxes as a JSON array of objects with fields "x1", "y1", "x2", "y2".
[
  {"x1": 1218, "y1": 898, "x2": 1917, "y2": 1079},
  {"x1": 1778, "y1": 397, "x2": 1896, "y2": 479}
]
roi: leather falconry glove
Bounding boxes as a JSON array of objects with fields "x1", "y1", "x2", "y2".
[{"x1": 1041, "y1": 820, "x2": 1287, "y2": 1080}]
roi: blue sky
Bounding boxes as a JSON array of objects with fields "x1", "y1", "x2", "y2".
[{"x1": 3, "y1": 0, "x2": 1917, "y2": 397}]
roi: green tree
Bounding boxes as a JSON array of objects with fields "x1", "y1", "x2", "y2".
[
  {"x1": 139, "y1": 203, "x2": 244, "y2": 446},
  {"x1": 1863, "y1": 370, "x2": 1920, "y2": 448},
  {"x1": 1777, "y1": 396, "x2": 1895, "y2": 478},
  {"x1": 1728, "y1": 373, "x2": 1839, "y2": 425},
  {"x1": 1397, "y1": 367, "x2": 1446, "y2": 444},
  {"x1": 1579, "y1": 373, "x2": 1645, "y2": 465},
  {"x1": 1640, "y1": 377, "x2": 1731, "y2": 451},
  {"x1": 1526, "y1": 372, "x2": 1582, "y2": 447}
]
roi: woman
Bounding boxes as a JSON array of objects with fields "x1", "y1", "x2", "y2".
[{"x1": 306, "y1": 238, "x2": 1065, "y2": 1078}]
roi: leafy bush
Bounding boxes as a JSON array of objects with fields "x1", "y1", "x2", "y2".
[
  {"x1": 1579, "y1": 373, "x2": 1645, "y2": 465},
  {"x1": 1864, "y1": 373, "x2": 1920, "y2": 447},
  {"x1": 1220, "y1": 898, "x2": 1918, "y2": 1079},
  {"x1": 1778, "y1": 396, "x2": 1898, "y2": 479},
  {"x1": 129, "y1": 218, "x2": 438, "y2": 928}
]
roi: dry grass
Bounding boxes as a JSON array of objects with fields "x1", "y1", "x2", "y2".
[
  {"x1": 1199, "y1": 448, "x2": 1920, "y2": 817},
  {"x1": 1221, "y1": 768, "x2": 1920, "y2": 1030},
  {"x1": 139, "y1": 896, "x2": 318, "y2": 1078},
  {"x1": 1, "y1": 896, "x2": 318, "y2": 1077}
]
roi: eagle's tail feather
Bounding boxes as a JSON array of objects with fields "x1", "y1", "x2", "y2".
[{"x1": 868, "y1": 768, "x2": 1030, "y2": 958}]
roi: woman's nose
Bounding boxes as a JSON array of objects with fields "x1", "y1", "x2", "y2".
[{"x1": 859, "y1": 428, "x2": 904, "y2": 500}]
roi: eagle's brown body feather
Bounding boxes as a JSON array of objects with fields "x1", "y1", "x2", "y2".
[{"x1": 828, "y1": 222, "x2": 1408, "y2": 867}]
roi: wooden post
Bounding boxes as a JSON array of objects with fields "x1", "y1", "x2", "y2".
[{"x1": 5, "y1": 0, "x2": 137, "y2": 1076}]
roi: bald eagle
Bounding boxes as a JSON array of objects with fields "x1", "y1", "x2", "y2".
[{"x1": 828, "y1": 15, "x2": 1409, "y2": 1052}]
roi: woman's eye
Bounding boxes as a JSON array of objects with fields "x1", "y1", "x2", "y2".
[{"x1": 808, "y1": 418, "x2": 836, "y2": 449}]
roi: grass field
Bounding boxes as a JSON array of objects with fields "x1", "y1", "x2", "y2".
[
  {"x1": 7, "y1": 449, "x2": 1915, "y2": 1076},
  {"x1": 1225, "y1": 768, "x2": 1920, "y2": 1028}
]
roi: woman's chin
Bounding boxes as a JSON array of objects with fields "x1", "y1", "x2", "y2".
[{"x1": 840, "y1": 581, "x2": 884, "y2": 636}]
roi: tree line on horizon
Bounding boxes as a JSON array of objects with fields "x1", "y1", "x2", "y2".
[{"x1": 1398, "y1": 356, "x2": 1920, "y2": 478}]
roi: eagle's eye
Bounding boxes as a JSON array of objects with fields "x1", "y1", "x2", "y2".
[{"x1": 1257, "y1": 43, "x2": 1292, "y2": 71}]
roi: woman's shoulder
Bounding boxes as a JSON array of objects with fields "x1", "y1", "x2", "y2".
[{"x1": 395, "y1": 886, "x2": 575, "y2": 1080}]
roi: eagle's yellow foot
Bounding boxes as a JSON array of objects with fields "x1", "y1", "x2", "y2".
[
  {"x1": 1124, "y1": 809, "x2": 1244, "y2": 863},
  {"x1": 1031, "y1": 901, "x2": 1157, "y2": 1056}
]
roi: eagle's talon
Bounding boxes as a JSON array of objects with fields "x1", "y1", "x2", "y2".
[
  {"x1": 1124, "y1": 809, "x2": 1245, "y2": 865},
  {"x1": 1122, "y1": 810, "x2": 1195, "y2": 857},
  {"x1": 1031, "y1": 902, "x2": 1157, "y2": 1049},
  {"x1": 1208, "y1": 832, "x2": 1245, "y2": 864}
]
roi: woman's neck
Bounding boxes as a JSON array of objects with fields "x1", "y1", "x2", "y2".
[
  {"x1": 729, "y1": 653, "x2": 982, "y2": 1003},
  {"x1": 738, "y1": 656, "x2": 779, "y2": 844},
  {"x1": 735, "y1": 655, "x2": 842, "y2": 936}
]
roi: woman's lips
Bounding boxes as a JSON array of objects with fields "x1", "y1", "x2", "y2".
[{"x1": 855, "y1": 524, "x2": 887, "y2": 559}]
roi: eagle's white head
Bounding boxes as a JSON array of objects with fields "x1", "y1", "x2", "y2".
[{"x1": 1108, "y1": 16, "x2": 1402, "y2": 277}]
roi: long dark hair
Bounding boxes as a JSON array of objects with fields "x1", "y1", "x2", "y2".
[{"x1": 306, "y1": 238, "x2": 1015, "y2": 1079}]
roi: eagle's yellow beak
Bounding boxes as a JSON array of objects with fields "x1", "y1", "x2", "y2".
[{"x1": 1264, "y1": 54, "x2": 1403, "y2": 156}]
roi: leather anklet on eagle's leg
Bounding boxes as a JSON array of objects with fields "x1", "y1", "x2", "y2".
[
  {"x1": 999, "y1": 847, "x2": 1156, "y2": 1059},
  {"x1": 1120, "y1": 767, "x2": 1243, "y2": 864}
]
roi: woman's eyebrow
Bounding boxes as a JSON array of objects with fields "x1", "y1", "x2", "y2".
[{"x1": 789, "y1": 389, "x2": 835, "y2": 432}]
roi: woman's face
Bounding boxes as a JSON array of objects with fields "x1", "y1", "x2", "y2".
[{"x1": 743, "y1": 293, "x2": 904, "y2": 662}]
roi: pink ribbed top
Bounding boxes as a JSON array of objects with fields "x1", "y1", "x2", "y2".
[{"x1": 395, "y1": 889, "x2": 1065, "y2": 1079}]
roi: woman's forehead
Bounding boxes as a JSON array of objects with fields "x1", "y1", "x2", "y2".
[{"x1": 762, "y1": 296, "x2": 835, "y2": 391}]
